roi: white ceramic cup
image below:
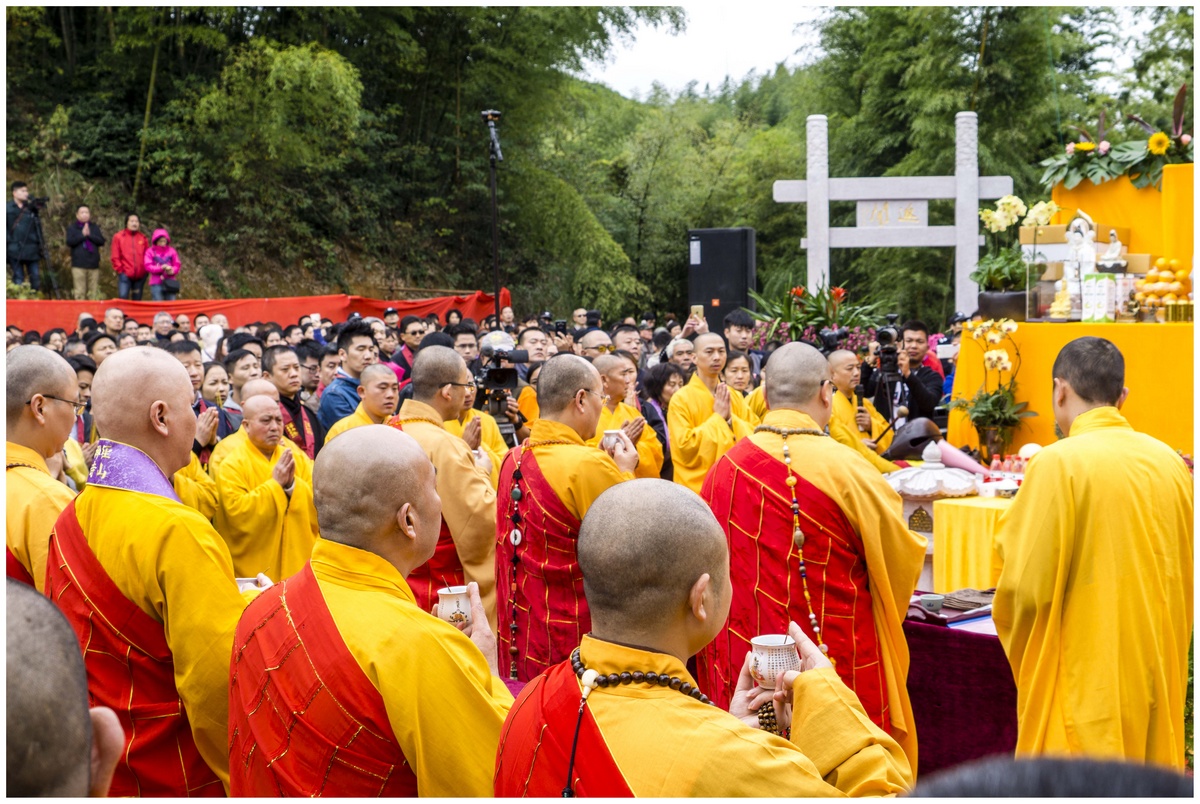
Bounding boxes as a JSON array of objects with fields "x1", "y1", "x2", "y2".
[
  {"x1": 749, "y1": 634, "x2": 802, "y2": 690},
  {"x1": 599, "y1": 430, "x2": 623, "y2": 451},
  {"x1": 437, "y1": 586, "x2": 472, "y2": 626},
  {"x1": 920, "y1": 593, "x2": 945, "y2": 612}
]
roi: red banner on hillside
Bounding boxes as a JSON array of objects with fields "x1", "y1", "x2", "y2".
[{"x1": 5, "y1": 290, "x2": 510, "y2": 334}]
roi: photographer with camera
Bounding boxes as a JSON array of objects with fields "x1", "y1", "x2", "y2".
[
  {"x1": 7, "y1": 182, "x2": 45, "y2": 293},
  {"x1": 862, "y1": 320, "x2": 943, "y2": 425}
]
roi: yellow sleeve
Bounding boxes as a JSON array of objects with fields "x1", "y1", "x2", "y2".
[
  {"x1": 668, "y1": 392, "x2": 737, "y2": 469},
  {"x1": 174, "y1": 453, "x2": 218, "y2": 520},
  {"x1": 7, "y1": 472, "x2": 76, "y2": 593},
  {"x1": 517, "y1": 385, "x2": 539, "y2": 423},
  {"x1": 633, "y1": 421, "x2": 664, "y2": 478},
  {"x1": 480, "y1": 414, "x2": 508, "y2": 488},
  {"x1": 63, "y1": 438, "x2": 88, "y2": 490},
  {"x1": 868, "y1": 402, "x2": 894, "y2": 452},
  {"x1": 429, "y1": 435, "x2": 498, "y2": 626},
  {"x1": 214, "y1": 450, "x2": 287, "y2": 538},
  {"x1": 566, "y1": 453, "x2": 635, "y2": 520},
  {"x1": 278, "y1": 453, "x2": 319, "y2": 579},
  {"x1": 829, "y1": 416, "x2": 899, "y2": 473},
  {"x1": 788, "y1": 667, "x2": 914, "y2": 794}
]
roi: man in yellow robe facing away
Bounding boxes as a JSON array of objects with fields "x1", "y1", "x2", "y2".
[
  {"x1": 668, "y1": 333, "x2": 755, "y2": 492},
  {"x1": 213, "y1": 395, "x2": 319, "y2": 581},
  {"x1": 827, "y1": 350, "x2": 899, "y2": 473},
  {"x1": 444, "y1": 380, "x2": 509, "y2": 488},
  {"x1": 992, "y1": 336, "x2": 1193, "y2": 768},
  {"x1": 588, "y1": 352, "x2": 663, "y2": 478},
  {"x1": 324, "y1": 363, "x2": 399, "y2": 442}
]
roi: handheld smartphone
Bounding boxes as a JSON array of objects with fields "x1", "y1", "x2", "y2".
[
  {"x1": 937, "y1": 343, "x2": 960, "y2": 359},
  {"x1": 690, "y1": 304, "x2": 705, "y2": 321},
  {"x1": 554, "y1": 319, "x2": 567, "y2": 335}
]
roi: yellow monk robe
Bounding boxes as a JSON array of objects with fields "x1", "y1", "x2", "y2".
[
  {"x1": 585, "y1": 402, "x2": 664, "y2": 479},
  {"x1": 74, "y1": 484, "x2": 255, "y2": 787},
  {"x1": 992, "y1": 407, "x2": 1194, "y2": 768},
  {"x1": 497, "y1": 634, "x2": 912, "y2": 796},
  {"x1": 207, "y1": 428, "x2": 301, "y2": 482},
  {"x1": 831, "y1": 389, "x2": 895, "y2": 453},
  {"x1": 526, "y1": 419, "x2": 636, "y2": 519},
  {"x1": 443, "y1": 408, "x2": 508, "y2": 488},
  {"x1": 744, "y1": 384, "x2": 767, "y2": 425},
  {"x1": 828, "y1": 411, "x2": 901, "y2": 474},
  {"x1": 517, "y1": 384, "x2": 539, "y2": 424},
  {"x1": 7, "y1": 442, "x2": 76, "y2": 591},
  {"x1": 174, "y1": 452, "x2": 218, "y2": 519},
  {"x1": 667, "y1": 373, "x2": 755, "y2": 493},
  {"x1": 324, "y1": 402, "x2": 375, "y2": 443},
  {"x1": 63, "y1": 437, "x2": 88, "y2": 490},
  {"x1": 394, "y1": 399, "x2": 498, "y2": 623},
  {"x1": 212, "y1": 436, "x2": 319, "y2": 581},
  {"x1": 312, "y1": 539, "x2": 513, "y2": 794}
]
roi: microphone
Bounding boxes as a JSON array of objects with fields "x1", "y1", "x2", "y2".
[{"x1": 854, "y1": 384, "x2": 867, "y2": 432}]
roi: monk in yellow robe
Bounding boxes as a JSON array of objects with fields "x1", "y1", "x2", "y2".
[
  {"x1": 587, "y1": 353, "x2": 663, "y2": 478},
  {"x1": 206, "y1": 378, "x2": 282, "y2": 482},
  {"x1": 213, "y1": 395, "x2": 319, "y2": 581},
  {"x1": 324, "y1": 363, "x2": 398, "y2": 442},
  {"x1": 445, "y1": 382, "x2": 509, "y2": 488},
  {"x1": 744, "y1": 382, "x2": 767, "y2": 424},
  {"x1": 229, "y1": 425, "x2": 513, "y2": 796},
  {"x1": 174, "y1": 452, "x2": 218, "y2": 519},
  {"x1": 390, "y1": 346, "x2": 498, "y2": 625},
  {"x1": 993, "y1": 336, "x2": 1193, "y2": 768},
  {"x1": 44, "y1": 347, "x2": 263, "y2": 795},
  {"x1": 495, "y1": 479, "x2": 913, "y2": 796},
  {"x1": 6, "y1": 346, "x2": 78, "y2": 591},
  {"x1": 668, "y1": 333, "x2": 755, "y2": 492},
  {"x1": 698, "y1": 342, "x2": 925, "y2": 770},
  {"x1": 517, "y1": 382, "x2": 539, "y2": 424},
  {"x1": 828, "y1": 349, "x2": 895, "y2": 453}
]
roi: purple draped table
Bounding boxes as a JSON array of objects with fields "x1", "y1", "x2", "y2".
[{"x1": 903, "y1": 618, "x2": 1018, "y2": 777}]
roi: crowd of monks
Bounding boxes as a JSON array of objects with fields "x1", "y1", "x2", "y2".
[{"x1": 5, "y1": 303, "x2": 1193, "y2": 796}]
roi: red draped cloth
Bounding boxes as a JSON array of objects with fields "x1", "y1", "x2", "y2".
[
  {"x1": 494, "y1": 662, "x2": 633, "y2": 797},
  {"x1": 45, "y1": 501, "x2": 224, "y2": 797},
  {"x1": 390, "y1": 421, "x2": 464, "y2": 612},
  {"x1": 697, "y1": 440, "x2": 889, "y2": 730},
  {"x1": 229, "y1": 563, "x2": 417, "y2": 796},
  {"x1": 7, "y1": 546, "x2": 35, "y2": 587},
  {"x1": 496, "y1": 447, "x2": 587, "y2": 682}
]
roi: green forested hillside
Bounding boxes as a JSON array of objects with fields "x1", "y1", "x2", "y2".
[{"x1": 6, "y1": 6, "x2": 1192, "y2": 324}]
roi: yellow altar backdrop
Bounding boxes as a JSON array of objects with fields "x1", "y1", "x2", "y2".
[
  {"x1": 932, "y1": 496, "x2": 1012, "y2": 593},
  {"x1": 949, "y1": 322, "x2": 1194, "y2": 454}
]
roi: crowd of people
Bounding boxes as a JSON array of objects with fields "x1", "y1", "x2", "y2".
[
  {"x1": 5, "y1": 294, "x2": 1193, "y2": 796},
  {"x1": 8, "y1": 182, "x2": 183, "y2": 301}
]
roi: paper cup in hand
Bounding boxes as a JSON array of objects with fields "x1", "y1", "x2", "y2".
[
  {"x1": 599, "y1": 430, "x2": 623, "y2": 451},
  {"x1": 750, "y1": 634, "x2": 802, "y2": 689},
  {"x1": 437, "y1": 586, "x2": 472, "y2": 627}
]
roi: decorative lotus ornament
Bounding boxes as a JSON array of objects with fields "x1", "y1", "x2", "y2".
[{"x1": 887, "y1": 442, "x2": 981, "y2": 500}]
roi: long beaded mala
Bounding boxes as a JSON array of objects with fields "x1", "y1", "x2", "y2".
[
  {"x1": 753, "y1": 424, "x2": 834, "y2": 666},
  {"x1": 505, "y1": 439, "x2": 575, "y2": 680}
]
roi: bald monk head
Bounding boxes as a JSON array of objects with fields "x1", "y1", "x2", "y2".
[
  {"x1": 693, "y1": 333, "x2": 727, "y2": 382},
  {"x1": 7, "y1": 579, "x2": 123, "y2": 796},
  {"x1": 593, "y1": 353, "x2": 636, "y2": 411},
  {"x1": 91, "y1": 346, "x2": 197, "y2": 476},
  {"x1": 579, "y1": 479, "x2": 730, "y2": 660},
  {"x1": 762, "y1": 342, "x2": 833, "y2": 428},
  {"x1": 410, "y1": 345, "x2": 472, "y2": 422},
  {"x1": 242, "y1": 394, "x2": 284, "y2": 457},
  {"x1": 6, "y1": 345, "x2": 79, "y2": 459},
  {"x1": 827, "y1": 349, "x2": 862, "y2": 399},
  {"x1": 312, "y1": 426, "x2": 441, "y2": 577},
  {"x1": 536, "y1": 353, "x2": 604, "y2": 440},
  {"x1": 239, "y1": 377, "x2": 280, "y2": 402},
  {"x1": 357, "y1": 363, "x2": 400, "y2": 423}
]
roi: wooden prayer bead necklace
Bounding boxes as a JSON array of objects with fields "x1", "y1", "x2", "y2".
[
  {"x1": 752, "y1": 424, "x2": 834, "y2": 664},
  {"x1": 570, "y1": 647, "x2": 714, "y2": 705},
  {"x1": 391, "y1": 415, "x2": 445, "y2": 429}
]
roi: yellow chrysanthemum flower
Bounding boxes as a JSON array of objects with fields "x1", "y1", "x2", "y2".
[
  {"x1": 1074, "y1": 141, "x2": 1096, "y2": 152},
  {"x1": 1148, "y1": 132, "x2": 1170, "y2": 156}
]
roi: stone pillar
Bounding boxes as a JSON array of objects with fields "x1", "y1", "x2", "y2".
[
  {"x1": 806, "y1": 114, "x2": 830, "y2": 293},
  {"x1": 955, "y1": 111, "x2": 980, "y2": 315}
]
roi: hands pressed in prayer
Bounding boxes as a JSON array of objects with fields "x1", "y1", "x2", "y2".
[
  {"x1": 730, "y1": 652, "x2": 791, "y2": 735},
  {"x1": 433, "y1": 582, "x2": 500, "y2": 676},
  {"x1": 83, "y1": 439, "x2": 99, "y2": 469},
  {"x1": 712, "y1": 383, "x2": 732, "y2": 422},
  {"x1": 272, "y1": 448, "x2": 296, "y2": 490},
  {"x1": 461, "y1": 416, "x2": 483, "y2": 450},
  {"x1": 196, "y1": 407, "x2": 220, "y2": 447},
  {"x1": 623, "y1": 382, "x2": 640, "y2": 409},
  {"x1": 621, "y1": 416, "x2": 646, "y2": 444},
  {"x1": 604, "y1": 429, "x2": 640, "y2": 474}
]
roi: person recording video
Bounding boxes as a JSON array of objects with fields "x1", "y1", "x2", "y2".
[
  {"x1": 7, "y1": 181, "x2": 43, "y2": 293},
  {"x1": 861, "y1": 320, "x2": 943, "y2": 424}
]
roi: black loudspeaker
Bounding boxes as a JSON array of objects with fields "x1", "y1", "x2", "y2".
[{"x1": 687, "y1": 228, "x2": 756, "y2": 335}]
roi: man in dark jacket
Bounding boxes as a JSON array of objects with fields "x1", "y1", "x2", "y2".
[
  {"x1": 862, "y1": 319, "x2": 944, "y2": 425},
  {"x1": 65, "y1": 204, "x2": 105, "y2": 300},
  {"x1": 7, "y1": 182, "x2": 42, "y2": 292}
]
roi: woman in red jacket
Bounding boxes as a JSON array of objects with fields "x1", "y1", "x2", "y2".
[{"x1": 110, "y1": 213, "x2": 150, "y2": 301}]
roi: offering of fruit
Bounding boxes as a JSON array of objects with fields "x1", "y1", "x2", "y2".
[
  {"x1": 1155, "y1": 257, "x2": 1169, "y2": 269},
  {"x1": 1168, "y1": 258, "x2": 1181, "y2": 270}
]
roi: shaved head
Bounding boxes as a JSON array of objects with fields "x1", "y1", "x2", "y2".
[
  {"x1": 579, "y1": 479, "x2": 728, "y2": 632},
  {"x1": 7, "y1": 580, "x2": 92, "y2": 796},
  {"x1": 694, "y1": 332, "x2": 724, "y2": 351},
  {"x1": 359, "y1": 363, "x2": 396, "y2": 385},
  {"x1": 90, "y1": 347, "x2": 196, "y2": 472},
  {"x1": 239, "y1": 378, "x2": 280, "y2": 402},
  {"x1": 827, "y1": 349, "x2": 856, "y2": 367},
  {"x1": 827, "y1": 349, "x2": 861, "y2": 396},
  {"x1": 764, "y1": 342, "x2": 829, "y2": 408},
  {"x1": 241, "y1": 394, "x2": 278, "y2": 421},
  {"x1": 591, "y1": 354, "x2": 624, "y2": 376},
  {"x1": 411, "y1": 346, "x2": 468, "y2": 400},
  {"x1": 537, "y1": 354, "x2": 600, "y2": 414},
  {"x1": 6, "y1": 345, "x2": 76, "y2": 421}
]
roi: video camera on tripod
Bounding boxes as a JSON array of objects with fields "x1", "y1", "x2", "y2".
[
  {"x1": 874, "y1": 314, "x2": 902, "y2": 384},
  {"x1": 475, "y1": 332, "x2": 528, "y2": 440}
]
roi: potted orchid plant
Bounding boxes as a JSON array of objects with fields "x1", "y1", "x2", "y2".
[
  {"x1": 949, "y1": 317, "x2": 1035, "y2": 461},
  {"x1": 973, "y1": 195, "x2": 1035, "y2": 321}
]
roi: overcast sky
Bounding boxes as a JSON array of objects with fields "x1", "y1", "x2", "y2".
[{"x1": 580, "y1": 4, "x2": 1146, "y2": 100}]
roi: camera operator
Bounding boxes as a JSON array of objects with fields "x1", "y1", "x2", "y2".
[
  {"x1": 7, "y1": 182, "x2": 43, "y2": 293},
  {"x1": 862, "y1": 319, "x2": 943, "y2": 424}
]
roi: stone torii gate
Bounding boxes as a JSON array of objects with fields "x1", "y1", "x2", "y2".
[{"x1": 773, "y1": 111, "x2": 1014, "y2": 315}]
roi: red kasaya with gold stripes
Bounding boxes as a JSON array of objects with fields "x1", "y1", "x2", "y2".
[
  {"x1": 696, "y1": 439, "x2": 889, "y2": 730},
  {"x1": 496, "y1": 447, "x2": 588, "y2": 683},
  {"x1": 228, "y1": 563, "x2": 417, "y2": 796},
  {"x1": 45, "y1": 501, "x2": 224, "y2": 797}
]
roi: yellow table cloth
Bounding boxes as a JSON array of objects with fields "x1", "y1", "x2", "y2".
[{"x1": 932, "y1": 496, "x2": 1011, "y2": 593}]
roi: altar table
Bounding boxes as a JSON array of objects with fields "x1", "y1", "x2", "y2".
[{"x1": 932, "y1": 496, "x2": 1012, "y2": 593}]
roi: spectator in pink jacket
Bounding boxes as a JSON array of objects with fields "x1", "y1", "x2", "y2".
[
  {"x1": 110, "y1": 213, "x2": 150, "y2": 301},
  {"x1": 144, "y1": 227, "x2": 181, "y2": 301}
]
